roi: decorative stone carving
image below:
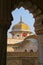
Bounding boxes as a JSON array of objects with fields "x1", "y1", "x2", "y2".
[{"x1": 34, "y1": 15, "x2": 43, "y2": 34}]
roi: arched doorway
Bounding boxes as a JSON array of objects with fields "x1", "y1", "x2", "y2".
[{"x1": 7, "y1": 1, "x2": 42, "y2": 65}]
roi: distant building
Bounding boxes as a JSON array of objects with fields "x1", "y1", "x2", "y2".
[
  {"x1": 10, "y1": 16, "x2": 32, "y2": 39},
  {"x1": 7, "y1": 16, "x2": 38, "y2": 65},
  {"x1": 7, "y1": 16, "x2": 38, "y2": 52}
]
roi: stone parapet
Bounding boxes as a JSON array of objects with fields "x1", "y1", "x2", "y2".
[{"x1": 7, "y1": 52, "x2": 38, "y2": 58}]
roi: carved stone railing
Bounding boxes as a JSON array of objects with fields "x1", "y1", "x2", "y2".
[{"x1": 7, "y1": 52, "x2": 38, "y2": 59}]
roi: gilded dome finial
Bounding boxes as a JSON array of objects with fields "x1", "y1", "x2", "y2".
[{"x1": 20, "y1": 16, "x2": 22, "y2": 22}]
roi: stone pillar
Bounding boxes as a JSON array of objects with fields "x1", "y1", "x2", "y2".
[
  {"x1": 38, "y1": 35, "x2": 43, "y2": 65},
  {"x1": 0, "y1": 22, "x2": 11, "y2": 65},
  {"x1": 34, "y1": 15, "x2": 43, "y2": 65},
  {"x1": 0, "y1": 0, "x2": 13, "y2": 65},
  {"x1": 0, "y1": 24, "x2": 7, "y2": 65}
]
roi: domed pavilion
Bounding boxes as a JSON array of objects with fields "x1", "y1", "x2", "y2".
[{"x1": 10, "y1": 16, "x2": 32, "y2": 39}]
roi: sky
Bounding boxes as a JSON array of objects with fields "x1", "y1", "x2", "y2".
[{"x1": 7, "y1": 7, "x2": 35, "y2": 38}]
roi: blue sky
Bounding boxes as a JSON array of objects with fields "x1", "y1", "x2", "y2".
[{"x1": 7, "y1": 7, "x2": 35, "y2": 38}]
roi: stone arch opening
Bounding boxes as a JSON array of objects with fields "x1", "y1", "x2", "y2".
[
  {"x1": 7, "y1": 6, "x2": 35, "y2": 38},
  {"x1": 25, "y1": 49, "x2": 27, "y2": 52},
  {"x1": 7, "y1": 0, "x2": 42, "y2": 55},
  {"x1": 8, "y1": 7, "x2": 35, "y2": 53},
  {"x1": 7, "y1": 1, "x2": 42, "y2": 37},
  {"x1": 7, "y1": 1, "x2": 42, "y2": 53},
  {"x1": 30, "y1": 49, "x2": 34, "y2": 52}
]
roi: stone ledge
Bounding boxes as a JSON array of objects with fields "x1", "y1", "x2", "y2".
[{"x1": 7, "y1": 52, "x2": 38, "y2": 58}]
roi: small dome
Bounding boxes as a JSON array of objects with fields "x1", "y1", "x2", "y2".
[
  {"x1": 12, "y1": 16, "x2": 30, "y2": 32},
  {"x1": 12, "y1": 22, "x2": 30, "y2": 31}
]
